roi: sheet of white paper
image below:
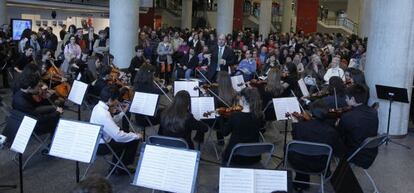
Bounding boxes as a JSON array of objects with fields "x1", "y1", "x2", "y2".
[
  {"x1": 191, "y1": 97, "x2": 215, "y2": 120},
  {"x1": 254, "y1": 169, "x2": 288, "y2": 193},
  {"x1": 174, "y1": 81, "x2": 199, "y2": 97},
  {"x1": 68, "y1": 80, "x2": 88, "y2": 105},
  {"x1": 231, "y1": 75, "x2": 246, "y2": 92},
  {"x1": 298, "y1": 79, "x2": 310, "y2": 97},
  {"x1": 129, "y1": 92, "x2": 159, "y2": 116},
  {"x1": 49, "y1": 120, "x2": 101, "y2": 163},
  {"x1": 272, "y1": 97, "x2": 301, "y2": 121},
  {"x1": 10, "y1": 116, "x2": 37, "y2": 154},
  {"x1": 76, "y1": 73, "x2": 82, "y2": 80},
  {"x1": 219, "y1": 168, "x2": 254, "y2": 193},
  {"x1": 134, "y1": 145, "x2": 198, "y2": 193}
]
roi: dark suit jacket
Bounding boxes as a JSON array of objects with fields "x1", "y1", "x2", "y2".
[
  {"x1": 207, "y1": 45, "x2": 236, "y2": 81},
  {"x1": 189, "y1": 40, "x2": 203, "y2": 55},
  {"x1": 180, "y1": 54, "x2": 199, "y2": 70}
]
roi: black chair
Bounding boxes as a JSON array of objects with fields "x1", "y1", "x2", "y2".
[
  {"x1": 147, "y1": 135, "x2": 189, "y2": 149},
  {"x1": 284, "y1": 140, "x2": 333, "y2": 193},
  {"x1": 226, "y1": 142, "x2": 274, "y2": 168},
  {"x1": 346, "y1": 134, "x2": 387, "y2": 193}
]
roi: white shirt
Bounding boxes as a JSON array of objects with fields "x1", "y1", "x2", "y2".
[
  {"x1": 323, "y1": 67, "x2": 345, "y2": 83},
  {"x1": 90, "y1": 101, "x2": 139, "y2": 144}
]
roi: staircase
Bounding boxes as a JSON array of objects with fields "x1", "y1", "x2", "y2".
[{"x1": 317, "y1": 17, "x2": 358, "y2": 35}]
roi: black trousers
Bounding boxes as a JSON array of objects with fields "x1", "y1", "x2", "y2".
[{"x1": 97, "y1": 139, "x2": 139, "y2": 166}]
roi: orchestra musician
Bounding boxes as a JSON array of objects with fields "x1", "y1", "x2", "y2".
[
  {"x1": 128, "y1": 45, "x2": 146, "y2": 83},
  {"x1": 14, "y1": 45, "x2": 34, "y2": 74}
]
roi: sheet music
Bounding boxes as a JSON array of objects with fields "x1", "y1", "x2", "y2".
[
  {"x1": 298, "y1": 79, "x2": 310, "y2": 97},
  {"x1": 191, "y1": 97, "x2": 215, "y2": 120},
  {"x1": 133, "y1": 145, "x2": 199, "y2": 193},
  {"x1": 129, "y1": 92, "x2": 159, "y2": 116},
  {"x1": 174, "y1": 81, "x2": 199, "y2": 97},
  {"x1": 231, "y1": 75, "x2": 246, "y2": 92},
  {"x1": 254, "y1": 169, "x2": 287, "y2": 193},
  {"x1": 219, "y1": 168, "x2": 254, "y2": 193},
  {"x1": 49, "y1": 120, "x2": 101, "y2": 163},
  {"x1": 273, "y1": 97, "x2": 301, "y2": 120},
  {"x1": 68, "y1": 80, "x2": 88, "y2": 105},
  {"x1": 10, "y1": 116, "x2": 37, "y2": 154}
]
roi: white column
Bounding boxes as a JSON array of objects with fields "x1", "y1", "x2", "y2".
[
  {"x1": 0, "y1": 0, "x2": 6, "y2": 26},
  {"x1": 346, "y1": 0, "x2": 361, "y2": 24},
  {"x1": 365, "y1": 0, "x2": 414, "y2": 136},
  {"x1": 181, "y1": 0, "x2": 192, "y2": 29},
  {"x1": 281, "y1": 0, "x2": 292, "y2": 33},
  {"x1": 259, "y1": 0, "x2": 272, "y2": 38},
  {"x1": 359, "y1": 0, "x2": 372, "y2": 38},
  {"x1": 109, "y1": 0, "x2": 139, "y2": 69},
  {"x1": 216, "y1": 0, "x2": 234, "y2": 35}
]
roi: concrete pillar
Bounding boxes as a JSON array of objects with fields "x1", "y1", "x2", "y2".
[
  {"x1": 259, "y1": 0, "x2": 272, "y2": 38},
  {"x1": 109, "y1": 0, "x2": 139, "y2": 69},
  {"x1": 365, "y1": 0, "x2": 414, "y2": 136},
  {"x1": 346, "y1": 0, "x2": 361, "y2": 24},
  {"x1": 281, "y1": 0, "x2": 292, "y2": 33},
  {"x1": 216, "y1": 0, "x2": 234, "y2": 35},
  {"x1": 181, "y1": 0, "x2": 192, "y2": 29},
  {"x1": 359, "y1": 0, "x2": 372, "y2": 38},
  {"x1": 0, "y1": 0, "x2": 6, "y2": 26}
]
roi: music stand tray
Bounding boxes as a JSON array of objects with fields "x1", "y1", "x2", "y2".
[{"x1": 375, "y1": 84, "x2": 410, "y2": 149}]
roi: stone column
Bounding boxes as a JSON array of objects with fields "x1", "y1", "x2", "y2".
[
  {"x1": 365, "y1": 0, "x2": 414, "y2": 136},
  {"x1": 359, "y1": 0, "x2": 372, "y2": 38},
  {"x1": 216, "y1": 0, "x2": 234, "y2": 35},
  {"x1": 181, "y1": 0, "x2": 192, "y2": 29},
  {"x1": 259, "y1": 0, "x2": 272, "y2": 38},
  {"x1": 281, "y1": 0, "x2": 292, "y2": 33},
  {"x1": 109, "y1": 0, "x2": 139, "y2": 69},
  {"x1": 347, "y1": 0, "x2": 361, "y2": 24},
  {"x1": 0, "y1": 0, "x2": 7, "y2": 26}
]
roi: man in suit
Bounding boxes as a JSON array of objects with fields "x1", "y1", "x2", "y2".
[
  {"x1": 83, "y1": 26, "x2": 99, "y2": 55},
  {"x1": 176, "y1": 47, "x2": 199, "y2": 79},
  {"x1": 206, "y1": 34, "x2": 236, "y2": 82}
]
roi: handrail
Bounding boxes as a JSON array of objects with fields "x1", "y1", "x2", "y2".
[{"x1": 320, "y1": 17, "x2": 358, "y2": 33}]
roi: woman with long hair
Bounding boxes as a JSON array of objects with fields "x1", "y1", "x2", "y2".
[
  {"x1": 159, "y1": 90, "x2": 208, "y2": 149},
  {"x1": 222, "y1": 87, "x2": 264, "y2": 165}
]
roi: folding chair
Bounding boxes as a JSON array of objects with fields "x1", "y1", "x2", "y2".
[
  {"x1": 147, "y1": 135, "x2": 189, "y2": 149},
  {"x1": 82, "y1": 138, "x2": 132, "y2": 180},
  {"x1": 226, "y1": 142, "x2": 274, "y2": 168},
  {"x1": 203, "y1": 119, "x2": 221, "y2": 160},
  {"x1": 2, "y1": 109, "x2": 51, "y2": 170},
  {"x1": 284, "y1": 140, "x2": 333, "y2": 193},
  {"x1": 346, "y1": 134, "x2": 387, "y2": 193}
]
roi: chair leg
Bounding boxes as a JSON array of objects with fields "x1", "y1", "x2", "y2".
[
  {"x1": 363, "y1": 169, "x2": 379, "y2": 193},
  {"x1": 81, "y1": 164, "x2": 93, "y2": 180},
  {"x1": 259, "y1": 132, "x2": 266, "y2": 142},
  {"x1": 22, "y1": 135, "x2": 49, "y2": 169},
  {"x1": 320, "y1": 174, "x2": 325, "y2": 193},
  {"x1": 204, "y1": 127, "x2": 220, "y2": 161}
]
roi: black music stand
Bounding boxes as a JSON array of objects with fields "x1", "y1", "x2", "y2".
[{"x1": 375, "y1": 84, "x2": 410, "y2": 149}]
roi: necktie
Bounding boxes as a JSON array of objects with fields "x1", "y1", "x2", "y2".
[{"x1": 217, "y1": 47, "x2": 223, "y2": 71}]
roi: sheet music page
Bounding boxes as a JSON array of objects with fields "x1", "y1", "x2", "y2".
[
  {"x1": 219, "y1": 168, "x2": 254, "y2": 193},
  {"x1": 49, "y1": 120, "x2": 101, "y2": 163},
  {"x1": 10, "y1": 116, "x2": 37, "y2": 154},
  {"x1": 231, "y1": 75, "x2": 246, "y2": 92},
  {"x1": 134, "y1": 145, "x2": 198, "y2": 193},
  {"x1": 174, "y1": 81, "x2": 199, "y2": 97},
  {"x1": 68, "y1": 80, "x2": 88, "y2": 105},
  {"x1": 254, "y1": 169, "x2": 287, "y2": 193},
  {"x1": 129, "y1": 92, "x2": 159, "y2": 116},
  {"x1": 191, "y1": 97, "x2": 215, "y2": 120},
  {"x1": 273, "y1": 97, "x2": 301, "y2": 120},
  {"x1": 298, "y1": 79, "x2": 310, "y2": 97}
]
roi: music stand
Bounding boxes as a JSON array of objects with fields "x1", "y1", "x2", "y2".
[{"x1": 375, "y1": 84, "x2": 410, "y2": 149}]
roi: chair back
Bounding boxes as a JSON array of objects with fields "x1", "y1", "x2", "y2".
[
  {"x1": 148, "y1": 135, "x2": 189, "y2": 149},
  {"x1": 347, "y1": 134, "x2": 387, "y2": 162},
  {"x1": 227, "y1": 142, "x2": 274, "y2": 167},
  {"x1": 284, "y1": 140, "x2": 333, "y2": 176}
]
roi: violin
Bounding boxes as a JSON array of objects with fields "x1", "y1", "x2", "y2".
[
  {"x1": 326, "y1": 106, "x2": 352, "y2": 119},
  {"x1": 202, "y1": 105, "x2": 243, "y2": 118},
  {"x1": 248, "y1": 79, "x2": 267, "y2": 87},
  {"x1": 304, "y1": 89, "x2": 330, "y2": 101},
  {"x1": 292, "y1": 111, "x2": 312, "y2": 121},
  {"x1": 198, "y1": 83, "x2": 219, "y2": 90},
  {"x1": 46, "y1": 62, "x2": 71, "y2": 98},
  {"x1": 107, "y1": 66, "x2": 134, "y2": 101}
]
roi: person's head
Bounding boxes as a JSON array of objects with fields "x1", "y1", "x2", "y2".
[
  {"x1": 135, "y1": 63, "x2": 155, "y2": 85},
  {"x1": 245, "y1": 50, "x2": 252, "y2": 59},
  {"x1": 69, "y1": 35, "x2": 77, "y2": 44},
  {"x1": 216, "y1": 71, "x2": 237, "y2": 105},
  {"x1": 330, "y1": 56, "x2": 340, "y2": 68},
  {"x1": 345, "y1": 68, "x2": 366, "y2": 85},
  {"x1": 21, "y1": 29, "x2": 32, "y2": 40},
  {"x1": 71, "y1": 175, "x2": 112, "y2": 193},
  {"x1": 217, "y1": 34, "x2": 226, "y2": 47},
  {"x1": 24, "y1": 45, "x2": 34, "y2": 57},
  {"x1": 309, "y1": 98, "x2": 328, "y2": 120},
  {"x1": 135, "y1": 45, "x2": 144, "y2": 57},
  {"x1": 41, "y1": 48, "x2": 51, "y2": 60},
  {"x1": 68, "y1": 25, "x2": 77, "y2": 34},
  {"x1": 265, "y1": 68, "x2": 284, "y2": 97},
  {"x1": 260, "y1": 46, "x2": 268, "y2": 54},
  {"x1": 240, "y1": 87, "x2": 263, "y2": 118},
  {"x1": 18, "y1": 68, "x2": 40, "y2": 91},
  {"x1": 345, "y1": 84, "x2": 368, "y2": 106},
  {"x1": 328, "y1": 76, "x2": 345, "y2": 96},
  {"x1": 98, "y1": 65, "x2": 112, "y2": 79},
  {"x1": 99, "y1": 85, "x2": 120, "y2": 106},
  {"x1": 161, "y1": 90, "x2": 191, "y2": 133},
  {"x1": 202, "y1": 45, "x2": 209, "y2": 53},
  {"x1": 193, "y1": 33, "x2": 199, "y2": 41},
  {"x1": 61, "y1": 24, "x2": 67, "y2": 30},
  {"x1": 46, "y1": 27, "x2": 53, "y2": 34},
  {"x1": 189, "y1": 47, "x2": 195, "y2": 55},
  {"x1": 30, "y1": 32, "x2": 37, "y2": 40},
  {"x1": 98, "y1": 30, "x2": 107, "y2": 39},
  {"x1": 76, "y1": 28, "x2": 83, "y2": 37},
  {"x1": 286, "y1": 62, "x2": 297, "y2": 76}
]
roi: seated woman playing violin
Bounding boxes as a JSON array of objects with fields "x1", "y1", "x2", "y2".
[{"x1": 221, "y1": 87, "x2": 265, "y2": 165}]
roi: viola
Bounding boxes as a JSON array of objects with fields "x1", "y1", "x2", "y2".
[{"x1": 203, "y1": 105, "x2": 243, "y2": 118}]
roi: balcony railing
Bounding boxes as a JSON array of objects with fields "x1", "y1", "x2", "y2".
[{"x1": 320, "y1": 17, "x2": 358, "y2": 34}]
